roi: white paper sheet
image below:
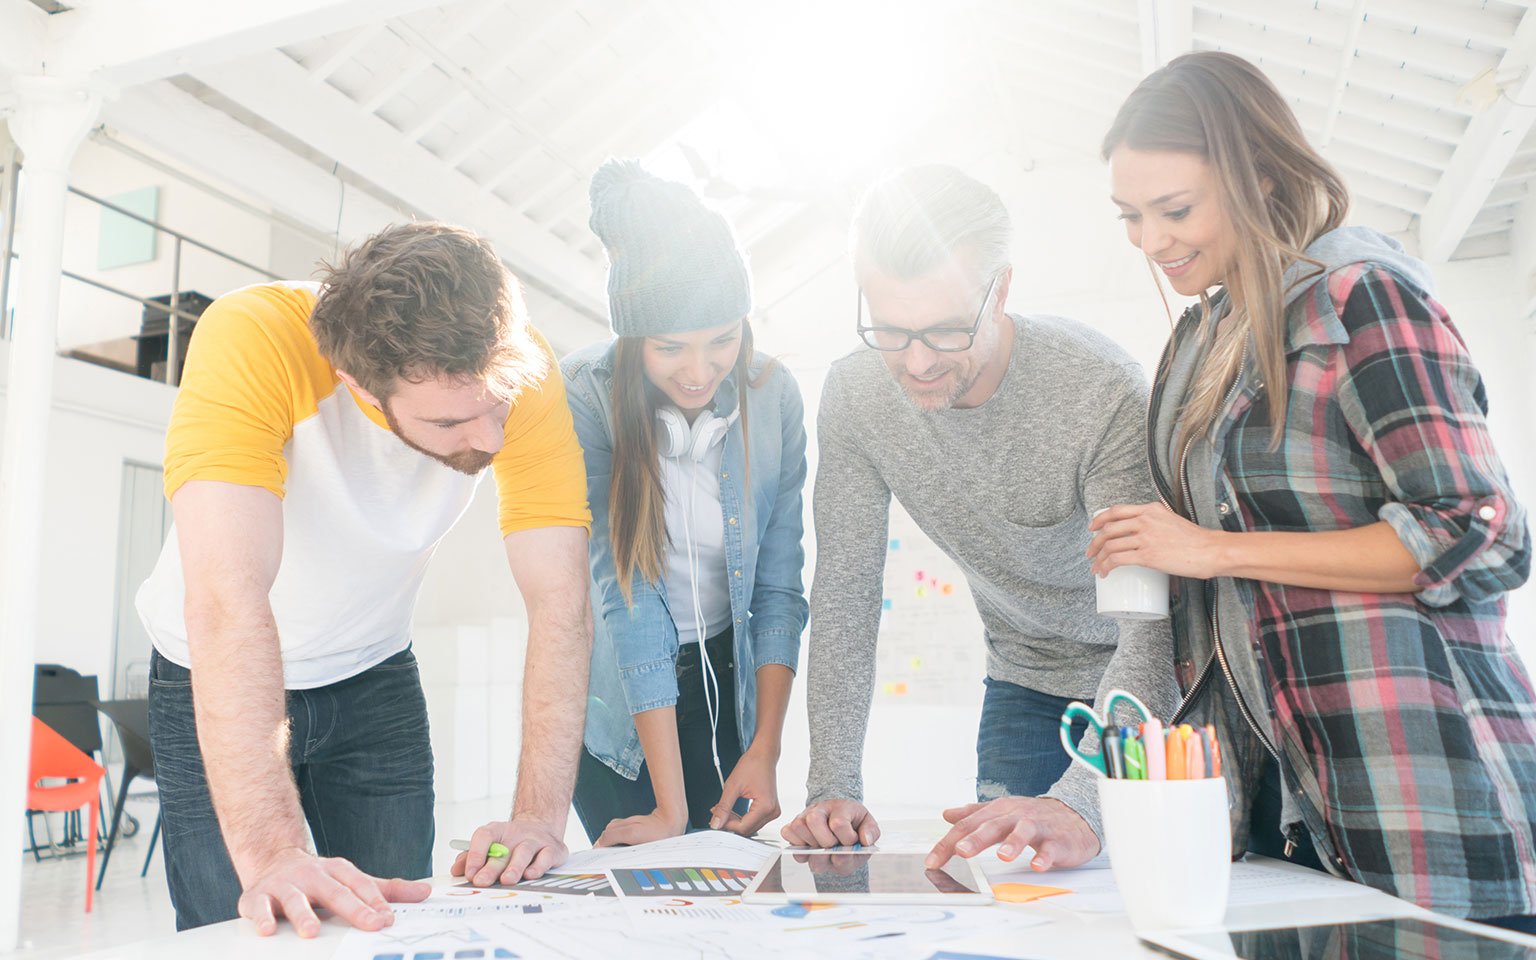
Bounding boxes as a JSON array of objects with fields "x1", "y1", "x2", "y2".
[
  {"x1": 561, "y1": 829, "x2": 778, "y2": 873},
  {"x1": 986, "y1": 854, "x2": 1376, "y2": 914}
]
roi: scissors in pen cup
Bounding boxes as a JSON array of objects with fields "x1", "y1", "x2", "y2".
[{"x1": 1059, "y1": 688, "x2": 1153, "y2": 777}]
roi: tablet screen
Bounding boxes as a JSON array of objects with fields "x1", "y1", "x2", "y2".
[
  {"x1": 1172, "y1": 917, "x2": 1536, "y2": 959},
  {"x1": 752, "y1": 852, "x2": 984, "y2": 897}
]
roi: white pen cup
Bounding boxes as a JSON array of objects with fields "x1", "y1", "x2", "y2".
[
  {"x1": 1091, "y1": 508, "x2": 1170, "y2": 620},
  {"x1": 1097, "y1": 777, "x2": 1232, "y2": 932}
]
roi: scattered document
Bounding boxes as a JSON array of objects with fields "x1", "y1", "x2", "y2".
[
  {"x1": 337, "y1": 833, "x2": 1058, "y2": 960},
  {"x1": 561, "y1": 829, "x2": 777, "y2": 873},
  {"x1": 986, "y1": 853, "x2": 1379, "y2": 915}
]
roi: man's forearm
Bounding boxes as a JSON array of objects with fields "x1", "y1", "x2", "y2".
[
  {"x1": 186, "y1": 607, "x2": 308, "y2": 884},
  {"x1": 511, "y1": 602, "x2": 592, "y2": 825}
]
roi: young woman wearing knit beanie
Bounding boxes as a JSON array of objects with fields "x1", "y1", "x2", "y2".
[{"x1": 557, "y1": 159, "x2": 809, "y2": 845}]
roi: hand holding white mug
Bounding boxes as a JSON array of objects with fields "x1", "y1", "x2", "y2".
[{"x1": 1088, "y1": 506, "x2": 1173, "y2": 619}]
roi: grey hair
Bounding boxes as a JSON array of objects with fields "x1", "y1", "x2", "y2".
[{"x1": 850, "y1": 164, "x2": 1012, "y2": 286}]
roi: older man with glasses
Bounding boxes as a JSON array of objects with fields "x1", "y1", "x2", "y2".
[{"x1": 782, "y1": 165, "x2": 1177, "y2": 873}]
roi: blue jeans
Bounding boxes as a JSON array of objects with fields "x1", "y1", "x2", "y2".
[
  {"x1": 975, "y1": 677, "x2": 1080, "y2": 801},
  {"x1": 573, "y1": 630, "x2": 747, "y2": 842},
  {"x1": 148, "y1": 648, "x2": 434, "y2": 930}
]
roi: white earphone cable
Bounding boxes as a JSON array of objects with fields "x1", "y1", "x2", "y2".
[{"x1": 681, "y1": 419, "x2": 725, "y2": 790}]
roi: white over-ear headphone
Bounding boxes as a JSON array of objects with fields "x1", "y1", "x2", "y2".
[{"x1": 656, "y1": 406, "x2": 739, "y2": 462}]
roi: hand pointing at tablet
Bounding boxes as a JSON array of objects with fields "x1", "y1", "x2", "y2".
[{"x1": 926, "y1": 796, "x2": 1099, "y2": 871}]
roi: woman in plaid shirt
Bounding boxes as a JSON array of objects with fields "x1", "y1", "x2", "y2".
[{"x1": 1090, "y1": 51, "x2": 1536, "y2": 928}]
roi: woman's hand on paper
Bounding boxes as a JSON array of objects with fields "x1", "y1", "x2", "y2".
[
  {"x1": 927, "y1": 797, "x2": 1099, "y2": 871},
  {"x1": 450, "y1": 817, "x2": 570, "y2": 886},
  {"x1": 780, "y1": 799, "x2": 881, "y2": 848},
  {"x1": 1087, "y1": 502, "x2": 1225, "y2": 579},
  {"x1": 593, "y1": 806, "x2": 690, "y2": 848},
  {"x1": 710, "y1": 743, "x2": 781, "y2": 836}
]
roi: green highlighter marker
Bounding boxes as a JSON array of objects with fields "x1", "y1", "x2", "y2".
[{"x1": 450, "y1": 839, "x2": 511, "y2": 861}]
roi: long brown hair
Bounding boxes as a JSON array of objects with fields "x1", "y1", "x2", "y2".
[
  {"x1": 608, "y1": 318, "x2": 775, "y2": 604},
  {"x1": 1102, "y1": 51, "x2": 1350, "y2": 445}
]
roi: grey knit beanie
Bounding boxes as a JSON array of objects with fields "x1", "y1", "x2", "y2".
[{"x1": 588, "y1": 158, "x2": 752, "y2": 337}]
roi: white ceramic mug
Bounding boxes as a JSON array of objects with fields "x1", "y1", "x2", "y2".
[
  {"x1": 1091, "y1": 508, "x2": 1170, "y2": 620},
  {"x1": 1098, "y1": 777, "x2": 1232, "y2": 932}
]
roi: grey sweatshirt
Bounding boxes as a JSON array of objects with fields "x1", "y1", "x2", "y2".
[{"x1": 805, "y1": 313, "x2": 1179, "y2": 840}]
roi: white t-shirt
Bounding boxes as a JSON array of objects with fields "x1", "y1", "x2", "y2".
[
  {"x1": 135, "y1": 281, "x2": 590, "y2": 689},
  {"x1": 658, "y1": 439, "x2": 732, "y2": 644}
]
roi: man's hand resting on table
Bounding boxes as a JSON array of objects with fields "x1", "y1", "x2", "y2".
[
  {"x1": 238, "y1": 846, "x2": 429, "y2": 938},
  {"x1": 450, "y1": 817, "x2": 569, "y2": 887},
  {"x1": 780, "y1": 799, "x2": 881, "y2": 848},
  {"x1": 925, "y1": 796, "x2": 1100, "y2": 870}
]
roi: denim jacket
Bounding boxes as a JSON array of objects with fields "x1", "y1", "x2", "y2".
[{"x1": 561, "y1": 340, "x2": 809, "y2": 779}]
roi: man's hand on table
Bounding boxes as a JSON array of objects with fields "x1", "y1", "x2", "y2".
[
  {"x1": 926, "y1": 796, "x2": 1100, "y2": 870},
  {"x1": 450, "y1": 816, "x2": 569, "y2": 887},
  {"x1": 780, "y1": 799, "x2": 881, "y2": 848},
  {"x1": 238, "y1": 846, "x2": 429, "y2": 938}
]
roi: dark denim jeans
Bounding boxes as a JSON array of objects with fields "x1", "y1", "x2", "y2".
[
  {"x1": 573, "y1": 629, "x2": 747, "y2": 843},
  {"x1": 975, "y1": 676, "x2": 1080, "y2": 800},
  {"x1": 147, "y1": 647, "x2": 434, "y2": 931}
]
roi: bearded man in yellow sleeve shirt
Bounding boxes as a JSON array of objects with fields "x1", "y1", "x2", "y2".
[{"x1": 135, "y1": 223, "x2": 593, "y2": 936}]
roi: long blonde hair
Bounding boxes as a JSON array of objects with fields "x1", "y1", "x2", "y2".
[
  {"x1": 608, "y1": 319, "x2": 773, "y2": 605},
  {"x1": 1102, "y1": 51, "x2": 1350, "y2": 445}
]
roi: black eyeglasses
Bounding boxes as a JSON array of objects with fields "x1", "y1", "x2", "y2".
[{"x1": 856, "y1": 273, "x2": 999, "y2": 352}]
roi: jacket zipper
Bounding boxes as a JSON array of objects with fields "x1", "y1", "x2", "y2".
[{"x1": 1149, "y1": 323, "x2": 1282, "y2": 765}]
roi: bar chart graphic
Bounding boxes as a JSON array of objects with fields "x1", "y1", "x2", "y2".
[
  {"x1": 504, "y1": 872, "x2": 615, "y2": 897},
  {"x1": 611, "y1": 866, "x2": 757, "y2": 898}
]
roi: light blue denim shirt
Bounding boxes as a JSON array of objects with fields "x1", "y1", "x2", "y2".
[{"x1": 561, "y1": 340, "x2": 809, "y2": 779}]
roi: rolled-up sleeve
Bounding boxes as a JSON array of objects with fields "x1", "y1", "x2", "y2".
[{"x1": 1333, "y1": 268, "x2": 1531, "y2": 606}]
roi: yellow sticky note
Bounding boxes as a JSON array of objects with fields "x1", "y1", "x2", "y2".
[{"x1": 991, "y1": 882, "x2": 1072, "y2": 903}]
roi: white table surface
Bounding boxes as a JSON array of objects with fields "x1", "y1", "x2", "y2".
[{"x1": 70, "y1": 839, "x2": 1425, "y2": 960}]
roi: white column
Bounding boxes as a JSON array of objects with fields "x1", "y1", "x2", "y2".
[{"x1": 0, "y1": 76, "x2": 100, "y2": 955}]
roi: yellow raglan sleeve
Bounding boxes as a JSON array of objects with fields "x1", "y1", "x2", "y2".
[
  {"x1": 491, "y1": 333, "x2": 593, "y2": 537},
  {"x1": 162, "y1": 287, "x2": 311, "y2": 501}
]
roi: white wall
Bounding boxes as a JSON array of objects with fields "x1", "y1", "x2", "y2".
[
  {"x1": 55, "y1": 139, "x2": 284, "y2": 351},
  {"x1": 0, "y1": 342, "x2": 175, "y2": 687}
]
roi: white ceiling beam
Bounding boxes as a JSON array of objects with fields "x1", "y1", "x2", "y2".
[
  {"x1": 354, "y1": 1, "x2": 502, "y2": 115},
  {"x1": 0, "y1": 2, "x2": 48, "y2": 81},
  {"x1": 1138, "y1": 0, "x2": 1193, "y2": 74},
  {"x1": 1324, "y1": 141, "x2": 1440, "y2": 193},
  {"x1": 438, "y1": 1, "x2": 657, "y2": 172},
  {"x1": 397, "y1": 2, "x2": 569, "y2": 143},
  {"x1": 189, "y1": 49, "x2": 608, "y2": 318},
  {"x1": 99, "y1": 81, "x2": 408, "y2": 242},
  {"x1": 1198, "y1": 17, "x2": 1470, "y2": 117},
  {"x1": 103, "y1": 80, "x2": 609, "y2": 352},
  {"x1": 304, "y1": 21, "x2": 388, "y2": 83},
  {"x1": 1365, "y1": 0, "x2": 1523, "y2": 50},
  {"x1": 1420, "y1": 9, "x2": 1536, "y2": 263},
  {"x1": 1201, "y1": 0, "x2": 1493, "y2": 82},
  {"x1": 1335, "y1": 165, "x2": 1431, "y2": 214},
  {"x1": 1317, "y1": 0, "x2": 1367, "y2": 148},
  {"x1": 43, "y1": 0, "x2": 447, "y2": 89}
]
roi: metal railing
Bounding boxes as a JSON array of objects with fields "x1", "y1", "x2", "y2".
[{"x1": 0, "y1": 162, "x2": 283, "y2": 385}]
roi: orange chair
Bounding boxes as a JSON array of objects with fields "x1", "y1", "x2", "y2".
[{"x1": 28, "y1": 717, "x2": 105, "y2": 912}]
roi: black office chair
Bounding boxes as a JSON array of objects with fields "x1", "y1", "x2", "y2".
[
  {"x1": 93, "y1": 699, "x2": 161, "y2": 888},
  {"x1": 29, "y1": 665, "x2": 112, "y2": 858}
]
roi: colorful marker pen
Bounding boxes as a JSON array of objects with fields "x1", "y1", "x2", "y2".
[{"x1": 450, "y1": 839, "x2": 511, "y2": 861}]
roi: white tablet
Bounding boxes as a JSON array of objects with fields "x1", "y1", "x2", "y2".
[
  {"x1": 741, "y1": 850, "x2": 994, "y2": 904},
  {"x1": 1143, "y1": 915, "x2": 1536, "y2": 960}
]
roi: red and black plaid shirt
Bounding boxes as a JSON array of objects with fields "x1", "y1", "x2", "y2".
[{"x1": 1165, "y1": 262, "x2": 1536, "y2": 917}]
